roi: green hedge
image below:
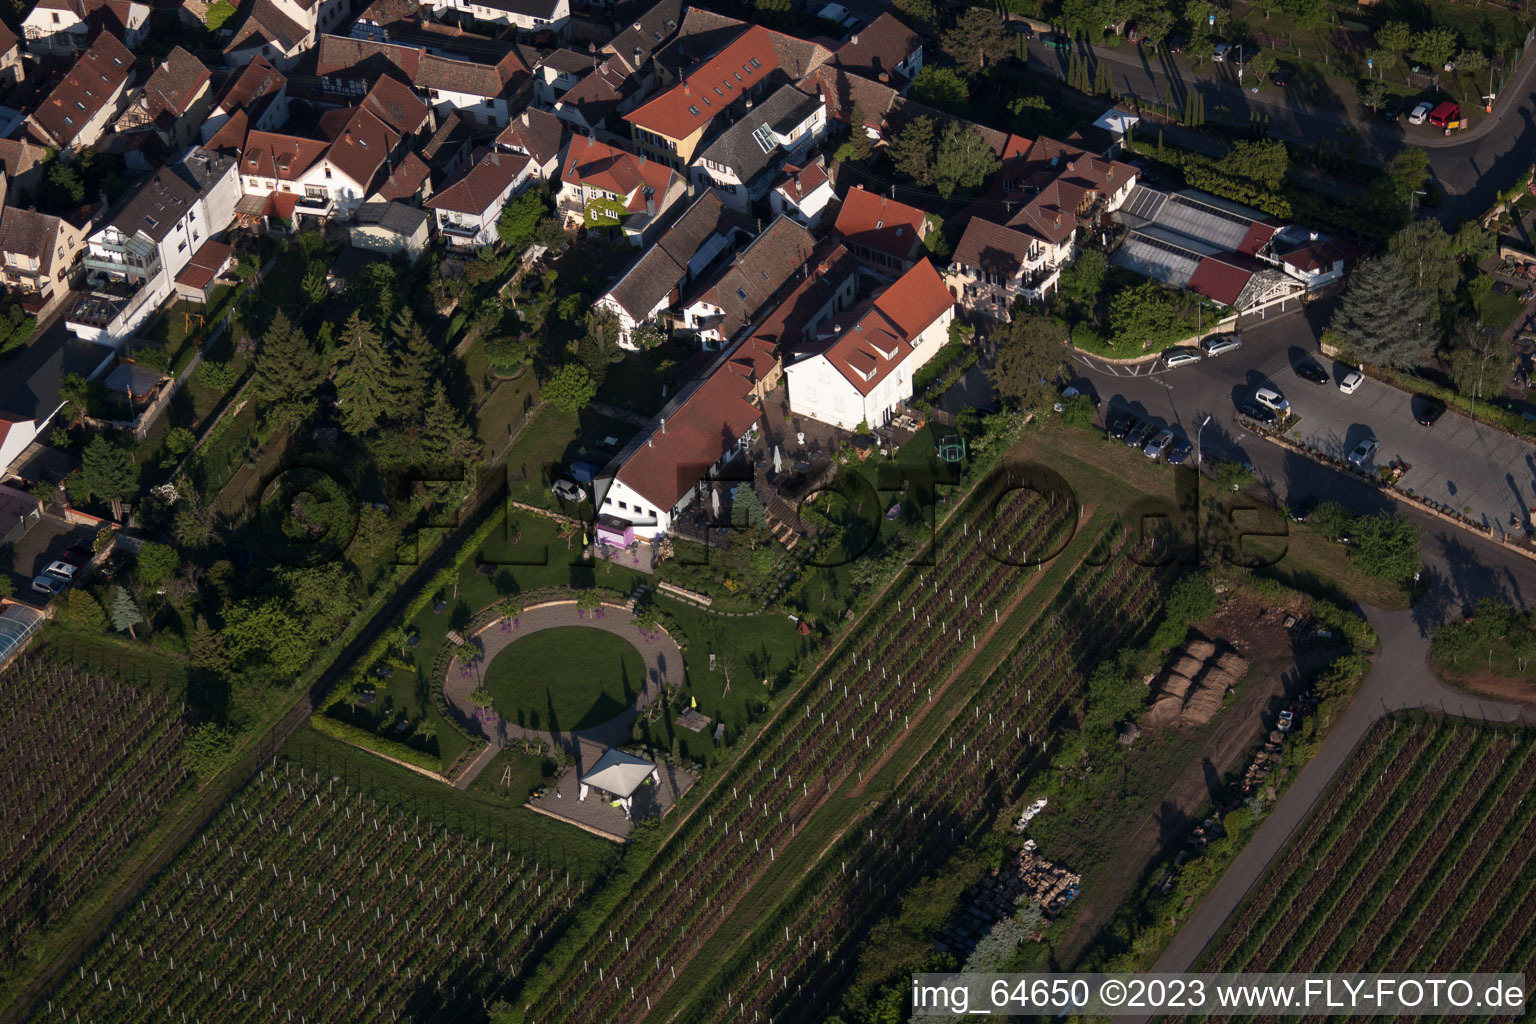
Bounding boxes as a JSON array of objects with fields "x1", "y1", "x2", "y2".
[{"x1": 308, "y1": 712, "x2": 444, "y2": 773}]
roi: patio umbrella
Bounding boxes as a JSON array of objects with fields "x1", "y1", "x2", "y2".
[
  {"x1": 773, "y1": 445, "x2": 782, "y2": 474},
  {"x1": 711, "y1": 488, "x2": 720, "y2": 519}
]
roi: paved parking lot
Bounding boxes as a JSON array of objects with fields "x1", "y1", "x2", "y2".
[
  {"x1": 1074, "y1": 308, "x2": 1536, "y2": 536},
  {"x1": 1281, "y1": 372, "x2": 1536, "y2": 531}
]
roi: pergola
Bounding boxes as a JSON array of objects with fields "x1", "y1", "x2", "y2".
[{"x1": 579, "y1": 748, "x2": 658, "y2": 820}]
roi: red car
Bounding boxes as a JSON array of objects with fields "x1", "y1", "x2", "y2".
[{"x1": 59, "y1": 545, "x2": 92, "y2": 568}]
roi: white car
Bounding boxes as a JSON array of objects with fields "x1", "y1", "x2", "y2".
[
  {"x1": 551, "y1": 479, "x2": 587, "y2": 503},
  {"x1": 1408, "y1": 101, "x2": 1433, "y2": 125},
  {"x1": 1213, "y1": 42, "x2": 1232, "y2": 62},
  {"x1": 1163, "y1": 349, "x2": 1202, "y2": 368},
  {"x1": 1253, "y1": 387, "x2": 1289, "y2": 415},
  {"x1": 42, "y1": 560, "x2": 77, "y2": 581},
  {"x1": 1347, "y1": 437, "x2": 1378, "y2": 468},
  {"x1": 1339, "y1": 370, "x2": 1364, "y2": 395}
]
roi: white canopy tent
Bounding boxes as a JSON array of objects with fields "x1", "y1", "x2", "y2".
[{"x1": 579, "y1": 748, "x2": 658, "y2": 819}]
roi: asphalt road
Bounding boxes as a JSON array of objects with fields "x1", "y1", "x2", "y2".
[
  {"x1": 1069, "y1": 308, "x2": 1536, "y2": 620},
  {"x1": 1025, "y1": 32, "x2": 1536, "y2": 223}
]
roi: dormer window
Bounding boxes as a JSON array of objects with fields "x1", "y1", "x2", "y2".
[{"x1": 144, "y1": 215, "x2": 158, "y2": 228}]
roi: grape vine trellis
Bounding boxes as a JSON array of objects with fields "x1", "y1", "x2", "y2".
[
  {"x1": 38, "y1": 759, "x2": 581, "y2": 1024},
  {"x1": 0, "y1": 658, "x2": 188, "y2": 965}
]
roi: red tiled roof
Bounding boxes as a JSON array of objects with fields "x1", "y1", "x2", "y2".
[
  {"x1": 141, "y1": 46, "x2": 210, "y2": 119},
  {"x1": 623, "y1": 24, "x2": 777, "y2": 141},
  {"x1": 832, "y1": 12, "x2": 920, "y2": 81},
  {"x1": 832, "y1": 185, "x2": 926, "y2": 262},
  {"x1": 206, "y1": 108, "x2": 249, "y2": 154},
  {"x1": 426, "y1": 150, "x2": 529, "y2": 215},
  {"x1": 1237, "y1": 220, "x2": 1279, "y2": 256},
  {"x1": 774, "y1": 159, "x2": 828, "y2": 202},
  {"x1": 174, "y1": 239, "x2": 233, "y2": 290},
  {"x1": 814, "y1": 258, "x2": 951, "y2": 396},
  {"x1": 1187, "y1": 257, "x2": 1253, "y2": 307},
  {"x1": 372, "y1": 151, "x2": 432, "y2": 202},
  {"x1": 317, "y1": 106, "x2": 401, "y2": 190},
  {"x1": 314, "y1": 34, "x2": 421, "y2": 82},
  {"x1": 614, "y1": 366, "x2": 763, "y2": 511},
  {"x1": 241, "y1": 130, "x2": 329, "y2": 181},
  {"x1": 1280, "y1": 240, "x2": 1345, "y2": 273},
  {"x1": 952, "y1": 217, "x2": 1032, "y2": 278},
  {"x1": 216, "y1": 54, "x2": 286, "y2": 114},
  {"x1": 562, "y1": 136, "x2": 676, "y2": 201},
  {"x1": 495, "y1": 106, "x2": 565, "y2": 168},
  {"x1": 29, "y1": 32, "x2": 133, "y2": 148},
  {"x1": 267, "y1": 190, "x2": 299, "y2": 219},
  {"x1": 360, "y1": 75, "x2": 428, "y2": 136}
]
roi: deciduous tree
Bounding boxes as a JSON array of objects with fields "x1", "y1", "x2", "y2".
[
  {"x1": 933, "y1": 123, "x2": 1000, "y2": 199},
  {"x1": 911, "y1": 66, "x2": 969, "y2": 115},
  {"x1": 542, "y1": 363, "x2": 597, "y2": 413},
  {"x1": 988, "y1": 312, "x2": 1067, "y2": 410},
  {"x1": 1412, "y1": 27, "x2": 1458, "y2": 69},
  {"x1": 136, "y1": 541, "x2": 180, "y2": 592},
  {"x1": 1349, "y1": 511, "x2": 1420, "y2": 583}
]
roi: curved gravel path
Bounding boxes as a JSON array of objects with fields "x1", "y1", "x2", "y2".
[{"x1": 443, "y1": 600, "x2": 684, "y2": 779}]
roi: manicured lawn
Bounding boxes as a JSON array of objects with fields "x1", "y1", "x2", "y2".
[
  {"x1": 464, "y1": 746, "x2": 551, "y2": 805},
  {"x1": 484, "y1": 625, "x2": 647, "y2": 731},
  {"x1": 1479, "y1": 285, "x2": 1527, "y2": 335}
]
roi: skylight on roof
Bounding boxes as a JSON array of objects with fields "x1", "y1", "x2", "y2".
[
  {"x1": 687, "y1": 104, "x2": 700, "y2": 116},
  {"x1": 144, "y1": 215, "x2": 158, "y2": 228},
  {"x1": 736, "y1": 288, "x2": 747, "y2": 300},
  {"x1": 752, "y1": 123, "x2": 776, "y2": 154},
  {"x1": 749, "y1": 57, "x2": 762, "y2": 69}
]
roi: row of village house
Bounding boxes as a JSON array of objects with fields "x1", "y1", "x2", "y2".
[{"x1": 0, "y1": 0, "x2": 1355, "y2": 518}]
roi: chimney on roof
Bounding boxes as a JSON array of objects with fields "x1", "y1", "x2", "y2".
[
  {"x1": 521, "y1": 109, "x2": 529, "y2": 125},
  {"x1": 646, "y1": 193, "x2": 655, "y2": 214},
  {"x1": 634, "y1": 45, "x2": 642, "y2": 66},
  {"x1": 850, "y1": 33, "x2": 859, "y2": 45}
]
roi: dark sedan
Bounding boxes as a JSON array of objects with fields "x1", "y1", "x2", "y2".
[
  {"x1": 1382, "y1": 97, "x2": 1405, "y2": 121},
  {"x1": 1294, "y1": 359, "x2": 1330, "y2": 385},
  {"x1": 1288, "y1": 495, "x2": 1318, "y2": 522},
  {"x1": 1108, "y1": 411, "x2": 1135, "y2": 439},
  {"x1": 1270, "y1": 65, "x2": 1295, "y2": 86},
  {"x1": 1167, "y1": 35, "x2": 1185, "y2": 53},
  {"x1": 1236, "y1": 399, "x2": 1277, "y2": 425}
]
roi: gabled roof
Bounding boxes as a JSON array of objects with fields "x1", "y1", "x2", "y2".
[
  {"x1": 495, "y1": 106, "x2": 565, "y2": 167},
  {"x1": 687, "y1": 214, "x2": 816, "y2": 338},
  {"x1": 421, "y1": 108, "x2": 473, "y2": 170},
  {"x1": 140, "y1": 46, "x2": 211, "y2": 120},
  {"x1": 359, "y1": 75, "x2": 429, "y2": 136},
  {"x1": 354, "y1": 0, "x2": 417, "y2": 27},
  {"x1": 832, "y1": 185, "x2": 926, "y2": 262},
  {"x1": 623, "y1": 24, "x2": 778, "y2": 141},
  {"x1": 605, "y1": 0, "x2": 683, "y2": 72},
  {"x1": 0, "y1": 21, "x2": 16, "y2": 55},
  {"x1": 105, "y1": 165, "x2": 199, "y2": 242},
  {"x1": 773, "y1": 159, "x2": 829, "y2": 204},
  {"x1": 30, "y1": 32, "x2": 133, "y2": 148},
  {"x1": 798, "y1": 63, "x2": 898, "y2": 133},
  {"x1": 0, "y1": 139, "x2": 50, "y2": 183},
  {"x1": 241, "y1": 129, "x2": 329, "y2": 181},
  {"x1": 562, "y1": 135, "x2": 677, "y2": 200},
  {"x1": 206, "y1": 108, "x2": 250, "y2": 154},
  {"x1": 606, "y1": 190, "x2": 739, "y2": 321},
  {"x1": 832, "y1": 12, "x2": 920, "y2": 81},
  {"x1": 750, "y1": 242, "x2": 858, "y2": 350},
  {"x1": 1280, "y1": 240, "x2": 1345, "y2": 274},
  {"x1": 1187, "y1": 255, "x2": 1256, "y2": 307},
  {"x1": 426, "y1": 149, "x2": 529, "y2": 215},
  {"x1": 613, "y1": 359, "x2": 764, "y2": 511},
  {"x1": 317, "y1": 105, "x2": 402, "y2": 189},
  {"x1": 224, "y1": 0, "x2": 308, "y2": 56},
  {"x1": 216, "y1": 54, "x2": 286, "y2": 115},
  {"x1": 535, "y1": 47, "x2": 597, "y2": 74},
  {"x1": 314, "y1": 33, "x2": 420, "y2": 83},
  {"x1": 581, "y1": 747, "x2": 655, "y2": 798},
  {"x1": 464, "y1": 0, "x2": 562, "y2": 19},
  {"x1": 0, "y1": 208, "x2": 63, "y2": 263},
  {"x1": 809, "y1": 258, "x2": 951, "y2": 395},
  {"x1": 414, "y1": 51, "x2": 526, "y2": 99},
  {"x1": 694, "y1": 84, "x2": 822, "y2": 182},
  {"x1": 554, "y1": 55, "x2": 632, "y2": 124},
  {"x1": 952, "y1": 216, "x2": 1032, "y2": 278},
  {"x1": 372, "y1": 150, "x2": 432, "y2": 202}
]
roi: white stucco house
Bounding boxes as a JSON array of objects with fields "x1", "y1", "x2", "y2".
[
  {"x1": 22, "y1": 0, "x2": 149, "y2": 55},
  {"x1": 783, "y1": 258, "x2": 954, "y2": 430},
  {"x1": 425, "y1": 149, "x2": 534, "y2": 250},
  {"x1": 419, "y1": 0, "x2": 568, "y2": 36},
  {"x1": 768, "y1": 158, "x2": 834, "y2": 230}
]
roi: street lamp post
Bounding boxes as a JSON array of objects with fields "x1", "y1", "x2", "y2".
[{"x1": 1196, "y1": 413, "x2": 1213, "y2": 469}]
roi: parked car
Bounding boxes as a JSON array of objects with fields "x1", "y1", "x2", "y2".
[
  {"x1": 1125, "y1": 420, "x2": 1154, "y2": 449},
  {"x1": 1165, "y1": 438, "x2": 1194, "y2": 465},
  {"x1": 1108, "y1": 411, "x2": 1135, "y2": 439},
  {"x1": 1006, "y1": 19, "x2": 1032, "y2": 35},
  {"x1": 1253, "y1": 386, "x2": 1290, "y2": 414},
  {"x1": 1212, "y1": 41, "x2": 1231, "y2": 62},
  {"x1": 1288, "y1": 495, "x2": 1318, "y2": 522},
  {"x1": 31, "y1": 573, "x2": 67, "y2": 596},
  {"x1": 1408, "y1": 100, "x2": 1434, "y2": 124},
  {"x1": 1200, "y1": 333, "x2": 1243, "y2": 357},
  {"x1": 1347, "y1": 437, "x2": 1379, "y2": 467},
  {"x1": 1270, "y1": 65, "x2": 1295, "y2": 86},
  {"x1": 1382, "y1": 97, "x2": 1406, "y2": 121},
  {"x1": 551, "y1": 479, "x2": 587, "y2": 502},
  {"x1": 1278, "y1": 708, "x2": 1294, "y2": 733},
  {"x1": 1414, "y1": 396, "x2": 1447, "y2": 427},
  {"x1": 1236, "y1": 399, "x2": 1277, "y2": 424},
  {"x1": 1339, "y1": 369, "x2": 1364, "y2": 395},
  {"x1": 1294, "y1": 359, "x2": 1329, "y2": 385},
  {"x1": 1144, "y1": 428, "x2": 1175, "y2": 460},
  {"x1": 1060, "y1": 385, "x2": 1100, "y2": 407},
  {"x1": 1428, "y1": 101, "x2": 1462, "y2": 128},
  {"x1": 1167, "y1": 35, "x2": 1186, "y2": 53},
  {"x1": 59, "y1": 545, "x2": 92, "y2": 568},
  {"x1": 1042, "y1": 32, "x2": 1071, "y2": 50},
  {"x1": 41, "y1": 560, "x2": 77, "y2": 582},
  {"x1": 1163, "y1": 348, "x2": 1202, "y2": 368}
]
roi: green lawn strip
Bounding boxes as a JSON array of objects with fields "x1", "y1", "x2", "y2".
[
  {"x1": 464, "y1": 746, "x2": 550, "y2": 806},
  {"x1": 1257, "y1": 721, "x2": 1461, "y2": 971},
  {"x1": 1478, "y1": 287, "x2": 1527, "y2": 335},
  {"x1": 281, "y1": 720, "x2": 617, "y2": 877},
  {"x1": 1363, "y1": 735, "x2": 1536, "y2": 971},
  {"x1": 1306, "y1": 729, "x2": 1495, "y2": 969},
  {"x1": 1207, "y1": 719, "x2": 1422, "y2": 970},
  {"x1": 484, "y1": 626, "x2": 647, "y2": 732}
]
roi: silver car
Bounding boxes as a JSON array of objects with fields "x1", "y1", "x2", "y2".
[
  {"x1": 1347, "y1": 437, "x2": 1378, "y2": 468},
  {"x1": 1200, "y1": 333, "x2": 1243, "y2": 357},
  {"x1": 1163, "y1": 349, "x2": 1202, "y2": 368},
  {"x1": 1144, "y1": 428, "x2": 1175, "y2": 460}
]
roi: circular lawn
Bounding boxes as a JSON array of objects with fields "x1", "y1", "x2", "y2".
[{"x1": 482, "y1": 626, "x2": 647, "y2": 732}]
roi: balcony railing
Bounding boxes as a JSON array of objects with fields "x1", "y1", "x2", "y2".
[{"x1": 84, "y1": 254, "x2": 158, "y2": 279}]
